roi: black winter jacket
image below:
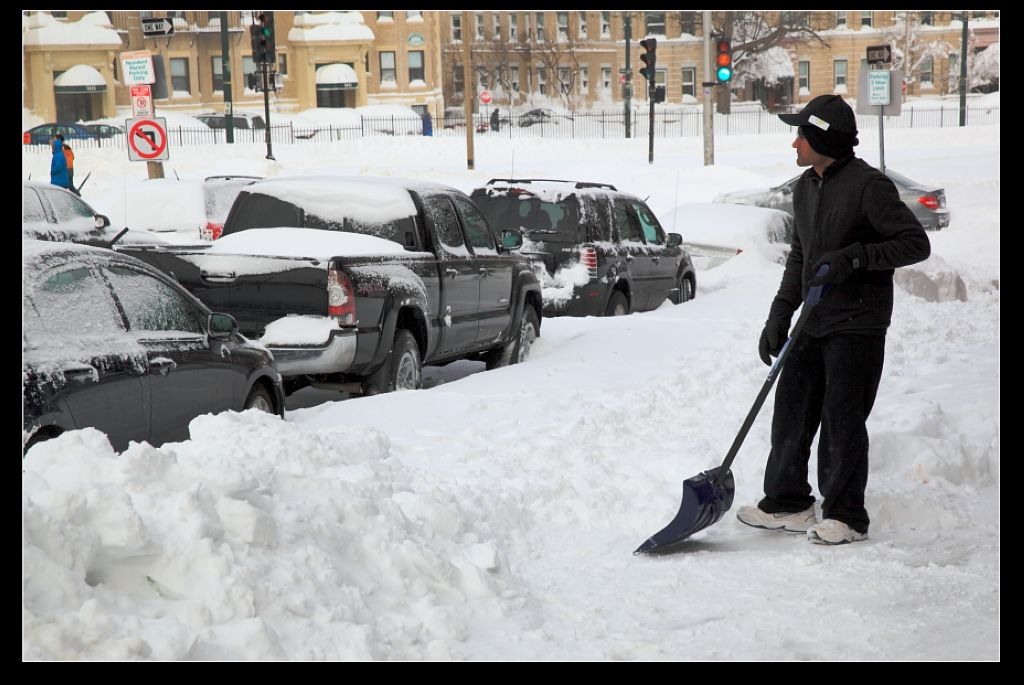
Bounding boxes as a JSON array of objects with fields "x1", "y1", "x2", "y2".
[{"x1": 768, "y1": 155, "x2": 931, "y2": 337}]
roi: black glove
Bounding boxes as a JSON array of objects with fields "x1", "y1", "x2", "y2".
[
  {"x1": 758, "y1": 316, "x2": 791, "y2": 366},
  {"x1": 809, "y1": 243, "x2": 866, "y2": 286}
]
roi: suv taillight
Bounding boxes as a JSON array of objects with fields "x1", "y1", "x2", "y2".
[
  {"x1": 328, "y1": 266, "x2": 356, "y2": 325},
  {"x1": 201, "y1": 222, "x2": 224, "y2": 241},
  {"x1": 917, "y1": 196, "x2": 941, "y2": 211},
  {"x1": 23, "y1": 132, "x2": 31, "y2": 145},
  {"x1": 581, "y1": 245, "x2": 598, "y2": 277}
]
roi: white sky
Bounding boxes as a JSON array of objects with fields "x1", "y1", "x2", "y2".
[{"x1": 22, "y1": 104, "x2": 999, "y2": 660}]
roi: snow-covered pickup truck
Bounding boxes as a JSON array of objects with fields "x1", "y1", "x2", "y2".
[{"x1": 118, "y1": 176, "x2": 542, "y2": 395}]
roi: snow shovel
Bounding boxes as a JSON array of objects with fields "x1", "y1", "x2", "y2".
[{"x1": 634, "y1": 265, "x2": 831, "y2": 555}]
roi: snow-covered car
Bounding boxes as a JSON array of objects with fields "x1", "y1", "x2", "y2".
[
  {"x1": 713, "y1": 168, "x2": 950, "y2": 231},
  {"x1": 660, "y1": 203, "x2": 794, "y2": 270},
  {"x1": 23, "y1": 181, "x2": 112, "y2": 244},
  {"x1": 518, "y1": 108, "x2": 574, "y2": 128},
  {"x1": 23, "y1": 239, "x2": 285, "y2": 453}
]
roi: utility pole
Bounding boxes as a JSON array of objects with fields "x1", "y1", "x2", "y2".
[
  {"x1": 959, "y1": 11, "x2": 969, "y2": 126},
  {"x1": 462, "y1": 11, "x2": 474, "y2": 169},
  {"x1": 220, "y1": 12, "x2": 234, "y2": 144},
  {"x1": 623, "y1": 14, "x2": 632, "y2": 138},
  {"x1": 702, "y1": 11, "x2": 714, "y2": 166}
]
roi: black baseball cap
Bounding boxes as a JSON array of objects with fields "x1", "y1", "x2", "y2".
[{"x1": 779, "y1": 94, "x2": 858, "y2": 136}]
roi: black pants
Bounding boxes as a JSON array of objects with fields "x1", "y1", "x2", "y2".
[
  {"x1": 758, "y1": 333, "x2": 885, "y2": 534},
  {"x1": 67, "y1": 169, "x2": 80, "y2": 196}
]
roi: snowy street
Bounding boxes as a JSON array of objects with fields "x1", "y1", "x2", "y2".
[{"x1": 23, "y1": 113, "x2": 999, "y2": 660}]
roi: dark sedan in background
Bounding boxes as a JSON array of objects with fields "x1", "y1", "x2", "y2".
[
  {"x1": 23, "y1": 240, "x2": 285, "y2": 453},
  {"x1": 714, "y1": 168, "x2": 950, "y2": 230}
]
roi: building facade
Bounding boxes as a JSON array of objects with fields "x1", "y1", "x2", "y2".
[
  {"x1": 23, "y1": 10, "x2": 445, "y2": 124},
  {"x1": 23, "y1": 11, "x2": 998, "y2": 125},
  {"x1": 439, "y1": 11, "x2": 999, "y2": 112}
]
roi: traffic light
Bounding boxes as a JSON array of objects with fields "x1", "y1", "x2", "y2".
[
  {"x1": 715, "y1": 38, "x2": 733, "y2": 83},
  {"x1": 639, "y1": 38, "x2": 657, "y2": 83},
  {"x1": 253, "y1": 11, "x2": 276, "y2": 64}
]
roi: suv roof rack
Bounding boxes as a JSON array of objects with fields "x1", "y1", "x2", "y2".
[{"x1": 485, "y1": 178, "x2": 617, "y2": 191}]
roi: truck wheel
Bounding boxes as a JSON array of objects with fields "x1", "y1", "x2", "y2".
[
  {"x1": 670, "y1": 274, "x2": 695, "y2": 304},
  {"x1": 605, "y1": 290, "x2": 629, "y2": 316},
  {"x1": 366, "y1": 329, "x2": 421, "y2": 395},
  {"x1": 244, "y1": 384, "x2": 275, "y2": 413},
  {"x1": 485, "y1": 306, "x2": 539, "y2": 370}
]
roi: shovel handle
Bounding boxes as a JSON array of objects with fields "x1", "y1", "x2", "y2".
[{"x1": 712, "y1": 263, "x2": 831, "y2": 486}]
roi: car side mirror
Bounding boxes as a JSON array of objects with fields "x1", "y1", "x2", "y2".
[
  {"x1": 667, "y1": 232, "x2": 683, "y2": 247},
  {"x1": 500, "y1": 229, "x2": 523, "y2": 251},
  {"x1": 95, "y1": 214, "x2": 110, "y2": 229},
  {"x1": 209, "y1": 312, "x2": 238, "y2": 340}
]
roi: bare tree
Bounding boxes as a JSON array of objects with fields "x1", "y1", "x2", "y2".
[
  {"x1": 879, "y1": 12, "x2": 954, "y2": 97},
  {"x1": 724, "y1": 11, "x2": 831, "y2": 88},
  {"x1": 471, "y1": 33, "x2": 526, "y2": 108}
]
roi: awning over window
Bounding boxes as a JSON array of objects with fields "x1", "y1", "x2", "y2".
[
  {"x1": 315, "y1": 63, "x2": 359, "y2": 91},
  {"x1": 53, "y1": 64, "x2": 107, "y2": 94}
]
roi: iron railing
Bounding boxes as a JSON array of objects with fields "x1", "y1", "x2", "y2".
[{"x1": 23, "y1": 106, "x2": 1000, "y2": 152}]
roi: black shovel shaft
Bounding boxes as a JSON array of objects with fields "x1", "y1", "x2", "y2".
[{"x1": 712, "y1": 267, "x2": 830, "y2": 487}]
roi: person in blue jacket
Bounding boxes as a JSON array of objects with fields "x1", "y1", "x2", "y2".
[{"x1": 50, "y1": 135, "x2": 69, "y2": 189}]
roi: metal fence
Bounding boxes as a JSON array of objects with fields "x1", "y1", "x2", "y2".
[{"x1": 23, "y1": 105, "x2": 999, "y2": 152}]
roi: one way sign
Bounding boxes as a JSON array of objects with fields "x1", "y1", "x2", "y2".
[
  {"x1": 866, "y1": 44, "x2": 892, "y2": 65},
  {"x1": 141, "y1": 17, "x2": 175, "y2": 37}
]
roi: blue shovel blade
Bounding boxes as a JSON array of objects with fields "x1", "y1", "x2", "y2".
[{"x1": 634, "y1": 467, "x2": 736, "y2": 555}]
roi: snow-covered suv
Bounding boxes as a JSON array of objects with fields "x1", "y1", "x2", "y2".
[{"x1": 471, "y1": 179, "x2": 696, "y2": 317}]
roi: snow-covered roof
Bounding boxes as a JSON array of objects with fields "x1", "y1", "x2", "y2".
[
  {"x1": 289, "y1": 11, "x2": 374, "y2": 42},
  {"x1": 23, "y1": 11, "x2": 122, "y2": 47}
]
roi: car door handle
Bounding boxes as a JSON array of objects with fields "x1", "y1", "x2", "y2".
[
  {"x1": 445, "y1": 267, "x2": 458, "y2": 280},
  {"x1": 478, "y1": 268, "x2": 489, "y2": 278},
  {"x1": 652, "y1": 256, "x2": 661, "y2": 264},
  {"x1": 200, "y1": 270, "x2": 238, "y2": 284},
  {"x1": 149, "y1": 357, "x2": 177, "y2": 375},
  {"x1": 625, "y1": 254, "x2": 634, "y2": 262},
  {"x1": 62, "y1": 363, "x2": 98, "y2": 384}
]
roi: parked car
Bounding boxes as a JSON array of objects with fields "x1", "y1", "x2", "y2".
[
  {"x1": 713, "y1": 168, "x2": 950, "y2": 230},
  {"x1": 471, "y1": 178, "x2": 696, "y2": 317},
  {"x1": 202, "y1": 174, "x2": 263, "y2": 240},
  {"x1": 23, "y1": 239, "x2": 285, "y2": 453},
  {"x1": 195, "y1": 112, "x2": 267, "y2": 130},
  {"x1": 23, "y1": 181, "x2": 112, "y2": 245},
  {"x1": 23, "y1": 122, "x2": 103, "y2": 145},
  {"x1": 81, "y1": 123, "x2": 124, "y2": 138},
  {"x1": 118, "y1": 175, "x2": 543, "y2": 395},
  {"x1": 518, "y1": 108, "x2": 574, "y2": 128}
]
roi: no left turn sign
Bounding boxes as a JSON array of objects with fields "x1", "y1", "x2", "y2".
[{"x1": 126, "y1": 117, "x2": 169, "y2": 161}]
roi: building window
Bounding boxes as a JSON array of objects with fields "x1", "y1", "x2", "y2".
[
  {"x1": 538, "y1": 68, "x2": 547, "y2": 95},
  {"x1": 645, "y1": 12, "x2": 666, "y2": 36},
  {"x1": 407, "y1": 11, "x2": 422, "y2": 21},
  {"x1": 601, "y1": 12, "x2": 611, "y2": 38},
  {"x1": 51, "y1": 10, "x2": 67, "y2": 18},
  {"x1": 681, "y1": 12, "x2": 697, "y2": 35},
  {"x1": 834, "y1": 60, "x2": 848, "y2": 89},
  {"x1": 602, "y1": 66, "x2": 612, "y2": 90},
  {"x1": 170, "y1": 57, "x2": 190, "y2": 93},
  {"x1": 511, "y1": 65, "x2": 520, "y2": 91},
  {"x1": 681, "y1": 67, "x2": 696, "y2": 97},
  {"x1": 799, "y1": 60, "x2": 810, "y2": 92},
  {"x1": 578, "y1": 12, "x2": 587, "y2": 39},
  {"x1": 377, "y1": 12, "x2": 393, "y2": 22},
  {"x1": 278, "y1": 53, "x2": 288, "y2": 76},
  {"x1": 409, "y1": 51, "x2": 425, "y2": 82},
  {"x1": 559, "y1": 66, "x2": 571, "y2": 94},
  {"x1": 535, "y1": 13, "x2": 545, "y2": 42},
  {"x1": 476, "y1": 12, "x2": 485, "y2": 40},
  {"x1": 580, "y1": 66, "x2": 589, "y2": 94},
  {"x1": 655, "y1": 68, "x2": 666, "y2": 87},
  {"x1": 510, "y1": 14, "x2": 518, "y2": 41},
  {"x1": 920, "y1": 57, "x2": 933, "y2": 85},
  {"x1": 453, "y1": 65, "x2": 464, "y2": 96},
  {"x1": 211, "y1": 56, "x2": 223, "y2": 93},
  {"x1": 451, "y1": 14, "x2": 461, "y2": 42},
  {"x1": 860, "y1": 11, "x2": 873, "y2": 27},
  {"x1": 379, "y1": 51, "x2": 396, "y2": 84},
  {"x1": 557, "y1": 12, "x2": 569, "y2": 41},
  {"x1": 921, "y1": 11, "x2": 933, "y2": 26},
  {"x1": 836, "y1": 11, "x2": 847, "y2": 28},
  {"x1": 242, "y1": 56, "x2": 256, "y2": 89}
]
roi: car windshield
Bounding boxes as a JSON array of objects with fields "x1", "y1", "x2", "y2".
[{"x1": 473, "y1": 191, "x2": 581, "y2": 243}]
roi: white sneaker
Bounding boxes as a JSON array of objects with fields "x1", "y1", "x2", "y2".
[
  {"x1": 736, "y1": 504, "x2": 816, "y2": 533},
  {"x1": 807, "y1": 519, "x2": 868, "y2": 545}
]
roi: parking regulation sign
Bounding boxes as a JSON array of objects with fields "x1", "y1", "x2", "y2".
[
  {"x1": 130, "y1": 85, "x2": 152, "y2": 117},
  {"x1": 126, "y1": 117, "x2": 169, "y2": 162}
]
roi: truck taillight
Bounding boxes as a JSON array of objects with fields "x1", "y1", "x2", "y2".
[
  {"x1": 23, "y1": 132, "x2": 31, "y2": 145},
  {"x1": 328, "y1": 266, "x2": 356, "y2": 325},
  {"x1": 581, "y1": 246, "x2": 598, "y2": 276},
  {"x1": 917, "y1": 196, "x2": 941, "y2": 211},
  {"x1": 201, "y1": 222, "x2": 224, "y2": 241}
]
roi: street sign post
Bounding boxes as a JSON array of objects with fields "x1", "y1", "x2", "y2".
[
  {"x1": 479, "y1": 90, "x2": 492, "y2": 105},
  {"x1": 868, "y1": 71, "x2": 891, "y2": 106},
  {"x1": 141, "y1": 17, "x2": 174, "y2": 37},
  {"x1": 866, "y1": 44, "x2": 892, "y2": 65},
  {"x1": 126, "y1": 117, "x2": 169, "y2": 162},
  {"x1": 856, "y1": 68, "x2": 903, "y2": 174},
  {"x1": 119, "y1": 50, "x2": 155, "y2": 86},
  {"x1": 130, "y1": 85, "x2": 153, "y2": 118}
]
